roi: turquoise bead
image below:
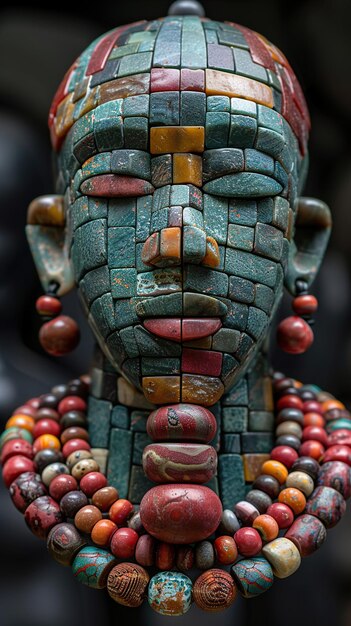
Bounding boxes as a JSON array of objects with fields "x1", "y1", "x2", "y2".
[
  {"x1": 231, "y1": 557, "x2": 274, "y2": 597},
  {"x1": 0, "y1": 427, "x2": 33, "y2": 449},
  {"x1": 72, "y1": 547, "x2": 115, "y2": 589},
  {"x1": 148, "y1": 572, "x2": 192, "y2": 616},
  {"x1": 326, "y1": 419, "x2": 351, "y2": 432}
]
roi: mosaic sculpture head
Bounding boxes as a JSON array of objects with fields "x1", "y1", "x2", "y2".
[{"x1": 26, "y1": 8, "x2": 331, "y2": 407}]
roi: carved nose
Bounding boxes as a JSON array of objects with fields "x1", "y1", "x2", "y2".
[{"x1": 141, "y1": 223, "x2": 220, "y2": 268}]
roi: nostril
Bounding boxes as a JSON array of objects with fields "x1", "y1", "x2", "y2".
[{"x1": 141, "y1": 227, "x2": 181, "y2": 267}]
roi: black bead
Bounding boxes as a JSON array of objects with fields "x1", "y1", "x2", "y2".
[
  {"x1": 34, "y1": 449, "x2": 63, "y2": 473},
  {"x1": 60, "y1": 410, "x2": 87, "y2": 429},
  {"x1": 277, "y1": 408, "x2": 304, "y2": 425},
  {"x1": 275, "y1": 434, "x2": 301, "y2": 451},
  {"x1": 60, "y1": 490, "x2": 88, "y2": 518},
  {"x1": 252, "y1": 474, "x2": 280, "y2": 499},
  {"x1": 51, "y1": 384, "x2": 69, "y2": 401},
  {"x1": 246, "y1": 489, "x2": 272, "y2": 514},
  {"x1": 291, "y1": 456, "x2": 320, "y2": 480},
  {"x1": 38, "y1": 393, "x2": 59, "y2": 409}
]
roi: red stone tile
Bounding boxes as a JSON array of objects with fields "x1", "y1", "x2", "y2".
[
  {"x1": 143, "y1": 319, "x2": 181, "y2": 342},
  {"x1": 80, "y1": 174, "x2": 154, "y2": 197},
  {"x1": 233, "y1": 23, "x2": 275, "y2": 72},
  {"x1": 180, "y1": 69, "x2": 205, "y2": 92},
  {"x1": 86, "y1": 28, "x2": 122, "y2": 76},
  {"x1": 151, "y1": 68, "x2": 180, "y2": 92},
  {"x1": 182, "y1": 318, "x2": 222, "y2": 341},
  {"x1": 181, "y1": 348, "x2": 223, "y2": 376}
]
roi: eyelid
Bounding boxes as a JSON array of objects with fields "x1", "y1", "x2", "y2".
[
  {"x1": 80, "y1": 174, "x2": 154, "y2": 197},
  {"x1": 203, "y1": 173, "x2": 282, "y2": 197}
]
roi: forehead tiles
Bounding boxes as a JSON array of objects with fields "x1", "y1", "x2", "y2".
[{"x1": 49, "y1": 15, "x2": 310, "y2": 158}]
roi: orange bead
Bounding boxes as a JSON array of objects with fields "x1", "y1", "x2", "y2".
[
  {"x1": 252, "y1": 514, "x2": 279, "y2": 541},
  {"x1": 6, "y1": 414, "x2": 35, "y2": 433},
  {"x1": 321, "y1": 399, "x2": 345, "y2": 413},
  {"x1": 299, "y1": 440, "x2": 325, "y2": 461},
  {"x1": 109, "y1": 499, "x2": 134, "y2": 525},
  {"x1": 32, "y1": 434, "x2": 61, "y2": 454},
  {"x1": 261, "y1": 460, "x2": 288, "y2": 484},
  {"x1": 278, "y1": 488, "x2": 306, "y2": 514},
  {"x1": 303, "y1": 413, "x2": 325, "y2": 428},
  {"x1": 91, "y1": 519, "x2": 117, "y2": 547}
]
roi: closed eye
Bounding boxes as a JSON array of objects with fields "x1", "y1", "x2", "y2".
[
  {"x1": 80, "y1": 174, "x2": 155, "y2": 197},
  {"x1": 203, "y1": 173, "x2": 282, "y2": 198}
]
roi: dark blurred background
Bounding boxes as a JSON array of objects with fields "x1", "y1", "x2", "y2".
[{"x1": 1, "y1": 1, "x2": 351, "y2": 625}]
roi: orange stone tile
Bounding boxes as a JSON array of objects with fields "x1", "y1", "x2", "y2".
[
  {"x1": 141, "y1": 232, "x2": 161, "y2": 266},
  {"x1": 77, "y1": 86, "x2": 99, "y2": 118},
  {"x1": 173, "y1": 153, "x2": 203, "y2": 186},
  {"x1": 54, "y1": 92, "x2": 75, "y2": 139},
  {"x1": 150, "y1": 126, "x2": 205, "y2": 155},
  {"x1": 160, "y1": 227, "x2": 181, "y2": 262},
  {"x1": 99, "y1": 73, "x2": 150, "y2": 103},
  {"x1": 181, "y1": 374, "x2": 224, "y2": 406},
  {"x1": 205, "y1": 69, "x2": 274, "y2": 108},
  {"x1": 202, "y1": 236, "x2": 220, "y2": 268},
  {"x1": 243, "y1": 453, "x2": 270, "y2": 482},
  {"x1": 142, "y1": 376, "x2": 181, "y2": 404}
]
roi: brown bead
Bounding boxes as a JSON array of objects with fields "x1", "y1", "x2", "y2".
[
  {"x1": 107, "y1": 563, "x2": 149, "y2": 607},
  {"x1": 66, "y1": 449, "x2": 93, "y2": 470},
  {"x1": 47, "y1": 522, "x2": 86, "y2": 566},
  {"x1": 74, "y1": 505, "x2": 102, "y2": 533},
  {"x1": 39, "y1": 315, "x2": 80, "y2": 356},
  {"x1": 193, "y1": 569, "x2": 237, "y2": 612},
  {"x1": 61, "y1": 427, "x2": 89, "y2": 444}
]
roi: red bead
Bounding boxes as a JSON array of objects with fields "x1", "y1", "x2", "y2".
[
  {"x1": 266, "y1": 502, "x2": 294, "y2": 529},
  {"x1": 277, "y1": 395, "x2": 304, "y2": 412},
  {"x1": 109, "y1": 499, "x2": 134, "y2": 525},
  {"x1": 62, "y1": 439, "x2": 91, "y2": 458},
  {"x1": 33, "y1": 419, "x2": 61, "y2": 439},
  {"x1": 327, "y1": 430, "x2": 351, "y2": 448},
  {"x1": 135, "y1": 534, "x2": 156, "y2": 567},
  {"x1": 155, "y1": 542, "x2": 176, "y2": 570},
  {"x1": 27, "y1": 398, "x2": 40, "y2": 409},
  {"x1": 322, "y1": 445, "x2": 351, "y2": 466},
  {"x1": 58, "y1": 396, "x2": 87, "y2": 415},
  {"x1": 214, "y1": 535, "x2": 238, "y2": 565},
  {"x1": 2, "y1": 455, "x2": 36, "y2": 487},
  {"x1": 79, "y1": 471, "x2": 108, "y2": 497},
  {"x1": 1, "y1": 438, "x2": 33, "y2": 465},
  {"x1": 292, "y1": 294, "x2": 318, "y2": 316},
  {"x1": 24, "y1": 495, "x2": 62, "y2": 539},
  {"x1": 303, "y1": 401, "x2": 322, "y2": 414},
  {"x1": 270, "y1": 446, "x2": 299, "y2": 469},
  {"x1": 299, "y1": 440, "x2": 325, "y2": 460},
  {"x1": 302, "y1": 426, "x2": 328, "y2": 447},
  {"x1": 303, "y1": 413, "x2": 325, "y2": 428},
  {"x1": 110, "y1": 527, "x2": 139, "y2": 559},
  {"x1": 277, "y1": 316, "x2": 314, "y2": 354},
  {"x1": 49, "y1": 474, "x2": 78, "y2": 500},
  {"x1": 36, "y1": 295, "x2": 62, "y2": 317},
  {"x1": 35, "y1": 408, "x2": 61, "y2": 422},
  {"x1": 234, "y1": 528, "x2": 262, "y2": 557},
  {"x1": 13, "y1": 405, "x2": 37, "y2": 418},
  {"x1": 39, "y1": 316, "x2": 80, "y2": 356}
]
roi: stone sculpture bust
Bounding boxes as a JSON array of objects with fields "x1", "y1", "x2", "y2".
[{"x1": 4, "y1": 0, "x2": 349, "y2": 616}]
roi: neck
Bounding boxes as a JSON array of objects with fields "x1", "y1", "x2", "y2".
[{"x1": 86, "y1": 346, "x2": 275, "y2": 509}]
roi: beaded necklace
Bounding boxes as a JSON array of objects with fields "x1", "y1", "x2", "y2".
[{"x1": 1, "y1": 372, "x2": 350, "y2": 615}]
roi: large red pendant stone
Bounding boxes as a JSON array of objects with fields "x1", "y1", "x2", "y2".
[
  {"x1": 142, "y1": 443, "x2": 217, "y2": 483},
  {"x1": 139, "y1": 484, "x2": 222, "y2": 544}
]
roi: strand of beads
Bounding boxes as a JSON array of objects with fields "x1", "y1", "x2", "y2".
[{"x1": 1, "y1": 374, "x2": 351, "y2": 616}]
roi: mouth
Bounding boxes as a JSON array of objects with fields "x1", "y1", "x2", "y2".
[
  {"x1": 135, "y1": 292, "x2": 228, "y2": 319},
  {"x1": 143, "y1": 318, "x2": 222, "y2": 342}
]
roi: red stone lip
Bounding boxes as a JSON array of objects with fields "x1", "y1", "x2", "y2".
[{"x1": 143, "y1": 318, "x2": 222, "y2": 342}]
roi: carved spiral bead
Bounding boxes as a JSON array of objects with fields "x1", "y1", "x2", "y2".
[
  {"x1": 193, "y1": 569, "x2": 237, "y2": 612},
  {"x1": 107, "y1": 563, "x2": 149, "y2": 607}
]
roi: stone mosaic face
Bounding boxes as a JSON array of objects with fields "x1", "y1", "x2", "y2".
[{"x1": 48, "y1": 16, "x2": 310, "y2": 405}]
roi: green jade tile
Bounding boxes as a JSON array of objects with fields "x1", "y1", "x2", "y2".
[
  {"x1": 108, "y1": 227, "x2": 136, "y2": 268},
  {"x1": 229, "y1": 114, "x2": 257, "y2": 148},
  {"x1": 204, "y1": 173, "x2": 282, "y2": 197},
  {"x1": 218, "y1": 454, "x2": 246, "y2": 509},
  {"x1": 227, "y1": 224, "x2": 254, "y2": 252},
  {"x1": 87, "y1": 397, "x2": 112, "y2": 448},
  {"x1": 184, "y1": 266, "x2": 228, "y2": 297},
  {"x1": 124, "y1": 117, "x2": 148, "y2": 150},
  {"x1": 203, "y1": 194, "x2": 228, "y2": 244},
  {"x1": 118, "y1": 51, "x2": 153, "y2": 77},
  {"x1": 111, "y1": 149, "x2": 151, "y2": 178},
  {"x1": 183, "y1": 225, "x2": 206, "y2": 263},
  {"x1": 107, "y1": 428, "x2": 132, "y2": 498},
  {"x1": 111, "y1": 405, "x2": 130, "y2": 429},
  {"x1": 225, "y1": 249, "x2": 278, "y2": 287},
  {"x1": 180, "y1": 91, "x2": 206, "y2": 126},
  {"x1": 133, "y1": 432, "x2": 153, "y2": 464},
  {"x1": 137, "y1": 268, "x2": 182, "y2": 297},
  {"x1": 108, "y1": 198, "x2": 136, "y2": 227},
  {"x1": 206, "y1": 112, "x2": 230, "y2": 149},
  {"x1": 110, "y1": 268, "x2": 137, "y2": 298}
]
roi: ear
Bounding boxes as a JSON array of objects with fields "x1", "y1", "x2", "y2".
[
  {"x1": 26, "y1": 195, "x2": 74, "y2": 296},
  {"x1": 284, "y1": 197, "x2": 332, "y2": 295}
]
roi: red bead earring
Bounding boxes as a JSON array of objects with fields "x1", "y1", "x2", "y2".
[
  {"x1": 36, "y1": 283, "x2": 80, "y2": 356},
  {"x1": 277, "y1": 280, "x2": 318, "y2": 355}
]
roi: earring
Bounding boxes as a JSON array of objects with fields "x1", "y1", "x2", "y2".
[
  {"x1": 277, "y1": 279, "x2": 318, "y2": 354},
  {"x1": 35, "y1": 282, "x2": 80, "y2": 356}
]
